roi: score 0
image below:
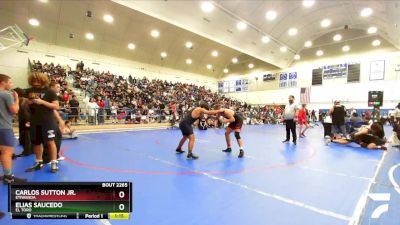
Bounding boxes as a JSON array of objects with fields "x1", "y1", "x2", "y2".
[
  {"x1": 118, "y1": 191, "x2": 125, "y2": 199},
  {"x1": 116, "y1": 190, "x2": 128, "y2": 211}
]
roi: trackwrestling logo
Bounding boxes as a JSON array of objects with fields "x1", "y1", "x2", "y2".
[
  {"x1": 368, "y1": 163, "x2": 400, "y2": 220},
  {"x1": 47, "y1": 130, "x2": 55, "y2": 138}
]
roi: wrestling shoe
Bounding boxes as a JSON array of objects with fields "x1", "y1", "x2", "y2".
[
  {"x1": 324, "y1": 136, "x2": 331, "y2": 145},
  {"x1": 222, "y1": 148, "x2": 232, "y2": 152},
  {"x1": 51, "y1": 161, "x2": 59, "y2": 173},
  {"x1": 187, "y1": 153, "x2": 199, "y2": 160},
  {"x1": 3, "y1": 174, "x2": 27, "y2": 184},
  {"x1": 25, "y1": 162, "x2": 44, "y2": 172},
  {"x1": 238, "y1": 150, "x2": 244, "y2": 158},
  {"x1": 176, "y1": 148, "x2": 185, "y2": 154}
]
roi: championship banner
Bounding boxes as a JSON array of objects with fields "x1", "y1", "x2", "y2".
[
  {"x1": 288, "y1": 72, "x2": 297, "y2": 87},
  {"x1": 223, "y1": 81, "x2": 229, "y2": 93},
  {"x1": 235, "y1": 80, "x2": 242, "y2": 92},
  {"x1": 218, "y1": 82, "x2": 223, "y2": 93},
  {"x1": 279, "y1": 73, "x2": 288, "y2": 88},
  {"x1": 242, "y1": 79, "x2": 249, "y2": 92}
]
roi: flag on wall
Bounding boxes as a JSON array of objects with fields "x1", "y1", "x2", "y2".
[{"x1": 300, "y1": 87, "x2": 311, "y2": 103}]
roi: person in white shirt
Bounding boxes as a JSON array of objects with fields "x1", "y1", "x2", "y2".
[
  {"x1": 282, "y1": 95, "x2": 299, "y2": 145},
  {"x1": 111, "y1": 102, "x2": 118, "y2": 123},
  {"x1": 86, "y1": 98, "x2": 99, "y2": 125}
]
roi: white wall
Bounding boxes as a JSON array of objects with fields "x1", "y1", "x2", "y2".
[
  {"x1": 0, "y1": 48, "x2": 30, "y2": 88},
  {"x1": 223, "y1": 50, "x2": 400, "y2": 109},
  {"x1": 2, "y1": 41, "x2": 399, "y2": 110},
  {"x1": 0, "y1": 41, "x2": 218, "y2": 90}
]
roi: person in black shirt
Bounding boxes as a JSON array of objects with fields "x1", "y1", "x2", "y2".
[
  {"x1": 42, "y1": 82, "x2": 65, "y2": 163},
  {"x1": 13, "y1": 88, "x2": 32, "y2": 157},
  {"x1": 24, "y1": 73, "x2": 60, "y2": 173},
  {"x1": 329, "y1": 100, "x2": 346, "y2": 137},
  {"x1": 128, "y1": 75, "x2": 133, "y2": 84},
  {"x1": 76, "y1": 61, "x2": 84, "y2": 72},
  {"x1": 69, "y1": 95, "x2": 80, "y2": 123}
]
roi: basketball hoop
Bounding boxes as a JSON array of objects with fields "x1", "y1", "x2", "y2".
[{"x1": 0, "y1": 24, "x2": 30, "y2": 52}]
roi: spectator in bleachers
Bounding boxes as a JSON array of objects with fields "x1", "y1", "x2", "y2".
[
  {"x1": 62, "y1": 90, "x2": 70, "y2": 103},
  {"x1": 87, "y1": 98, "x2": 98, "y2": 125},
  {"x1": 96, "y1": 96, "x2": 105, "y2": 124},
  {"x1": 34, "y1": 60, "x2": 294, "y2": 125},
  {"x1": 69, "y1": 95, "x2": 79, "y2": 124},
  {"x1": 104, "y1": 96, "x2": 111, "y2": 120},
  {"x1": 110, "y1": 102, "x2": 118, "y2": 123},
  {"x1": 76, "y1": 61, "x2": 84, "y2": 72}
]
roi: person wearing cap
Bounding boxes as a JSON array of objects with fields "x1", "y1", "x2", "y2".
[
  {"x1": 329, "y1": 100, "x2": 346, "y2": 137},
  {"x1": 175, "y1": 102, "x2": 223, "y2": 159}
]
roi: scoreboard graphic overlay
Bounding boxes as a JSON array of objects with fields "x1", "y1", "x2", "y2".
[{"x1": 9, "y1": 182, "x2": 132, "y2": 220}]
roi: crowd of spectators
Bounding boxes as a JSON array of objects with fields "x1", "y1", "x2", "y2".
[
  {"x1": 34, "y1": 60, "x2": 382, "y2": 128},
  {"x1": 30, "y1": 60, "x2": 339, "y2": 127},
  {"x1": 31, "y1": 60, "x2": 78, "y2": 122},
  {"x1": 70, "y1": 65, "x2": 280, "y2": 125}
]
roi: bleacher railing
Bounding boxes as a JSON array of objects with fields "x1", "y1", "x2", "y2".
[{"x1": 56, "y1": 106, "x2": 182, "y2": 125}]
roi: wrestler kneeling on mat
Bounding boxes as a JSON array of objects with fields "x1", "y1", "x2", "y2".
[
  {"x1": 176, "y1": 102, "x2": 223, "y2": 159},
  {"x1": 214, "y1": 104, "x2": 245, "y2": 158},
  {"x1": 328, "y1": 122, "x2": 387, "y2": 150}
]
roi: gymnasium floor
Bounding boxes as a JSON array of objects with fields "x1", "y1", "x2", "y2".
[{"x1": 1, "y1": 125, "x2": 399, "y2": 225}]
